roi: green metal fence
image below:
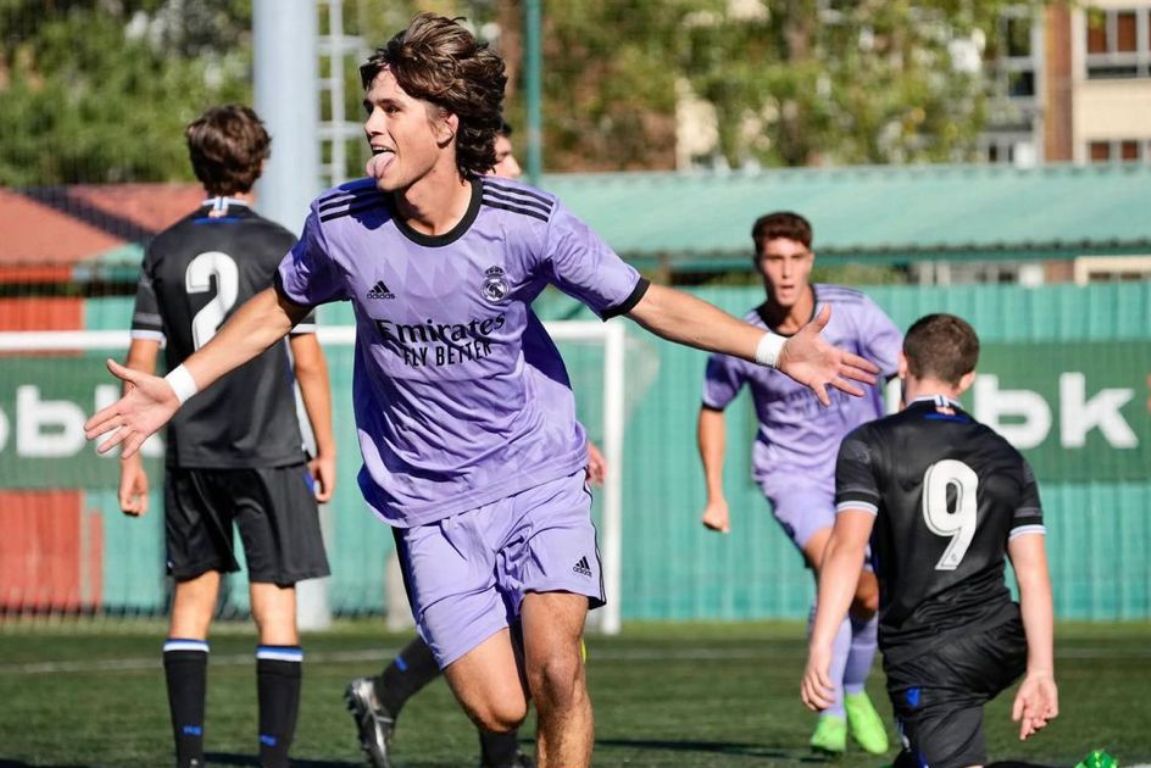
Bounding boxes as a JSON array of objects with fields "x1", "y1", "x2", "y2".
[{"x1": 3, "y1": 283, "x2": 1148, "y2": 621}]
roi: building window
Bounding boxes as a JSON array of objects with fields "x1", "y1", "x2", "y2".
[
  {"x1": 1074, "y1": 256, "x2": 1151, "y2": 284},
  {"x1": 1085, "y1": 8, "x2": 1151, "y2": 78},
  {"x1": 1088, "y1": 139, "x2": 1151, "y2": 162}
]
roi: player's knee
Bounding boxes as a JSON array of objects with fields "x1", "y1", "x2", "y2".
[
  {"x1": 470, "y1": 696, "x2": 528, "y2": 733},
  {"x1": 526, "y1": 647, "x2": 584, "y2": 709},
  {"x1": 851, "y1": 574, "x2": 880, "y2": 619}
]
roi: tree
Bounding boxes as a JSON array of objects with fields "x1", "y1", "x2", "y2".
[{"x1": 0, "y1": 0, "x2": 251, "y2": 186}]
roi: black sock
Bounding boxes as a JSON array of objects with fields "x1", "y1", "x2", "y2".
[
  {"x1": 163, "y1": 638, "x2": 209, "y2": 768},
  {"x1": 256, "y1": 645, "x2": 303, "y2": 768},
  {"x1": 479, "y1": 728, "x2": 521, "y2": 767},
  {"x1": 374, "y1": 635, "x2": 441, "y2": 716}
]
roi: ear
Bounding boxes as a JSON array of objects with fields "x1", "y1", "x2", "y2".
[
  {"x1": 435, "y1": 112, "x2": 460, "y2": 147},
  {"x1": 897, "y1": 351, "x2": 909, "y2": 381},
  {"x1": 956, "y1": 369, "x2": 976, "y2": 396}
]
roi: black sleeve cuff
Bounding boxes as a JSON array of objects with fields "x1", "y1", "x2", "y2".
[
  {"x1": 601, "y1": 277, "x2": 651, "y2": 321},
  {"x1": 701, "y1": 402, "x2": 725, "y2": 413}
]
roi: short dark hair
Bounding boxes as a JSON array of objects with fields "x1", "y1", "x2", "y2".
[
  {"x1": 903, "y1": 313, "x2": 980, "y2": 385},
  {"x1": 751, "y1": 211, "x2": 813, "y2": 257},
  {"x1": 360, "y1": 13, "x2": 507, "y2": 180},
  {"x1": 184, "y1": 105, "x2": 270, "y2": 196}
]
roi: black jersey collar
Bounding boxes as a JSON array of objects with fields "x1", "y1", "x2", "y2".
[
  {"x1": 909, "y1": 394, "x2": 964, "y2": 410},
  {"x1": 389, "y1": 178, "x2": 483, "y2": 248},
  {"x1": 755, "y1": 285, "x2": 818, "y2": 338}
]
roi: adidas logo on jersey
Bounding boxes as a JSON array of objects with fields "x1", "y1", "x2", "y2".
[
  {"x1": 573, "y1": 556, "x2": 593, "y2": 578},
  {"x1": 366, "y1": 280, "x2": 395, "y2": 300}
]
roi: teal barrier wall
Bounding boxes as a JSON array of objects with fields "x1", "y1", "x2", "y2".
[{"x1": 4, "y1": 284, "x2": 1146, "y2": 620}]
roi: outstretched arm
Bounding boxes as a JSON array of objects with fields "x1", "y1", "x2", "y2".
[
  {"x1": 290, "y1": 332, "x2": 337, "y2": 503},
  {"x1": 85, "y1": 287, "x2": 311, "y2": 457},
  {"x1": 697, "y1": 407, "x2": 730, "y2": 533},
  {"x1": 801, "y1": 509, "x2": 873, "y2": 711},
  {"x1": 626, "y1": 284, "x2": 878, "y2": 405},
  {"x1": 1008, "y1": 533, "x2": 1058, "y2": 740}
]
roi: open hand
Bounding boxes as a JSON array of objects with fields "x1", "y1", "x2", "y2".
[
  {"x1": 777, "y1": 306, "x2": 880, "y2": 406},
  {"x1": 1012, "y1": 671, "x2": 1058, "y2": 740},
  {"x1": 85, "y1": 359, "x2": 181, "y2": 459}
]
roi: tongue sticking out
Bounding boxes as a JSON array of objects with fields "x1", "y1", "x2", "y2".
[{"x1": 366, "y1": 153, "x2": 392, "y2": 179}]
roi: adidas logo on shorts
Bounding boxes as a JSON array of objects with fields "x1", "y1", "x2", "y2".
[
  {"x1": 366, "y1": 280, "x2": 395, "y2": 300},
  {"x1": 573, "y1": 556, "x2": 593, "y2": 578}
]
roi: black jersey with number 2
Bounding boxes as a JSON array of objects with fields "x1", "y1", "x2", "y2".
[
  {"x1": 131, "y1": 200, "x2": 316, "y2": 469},
  {"x1": 835, "y1": 395, "x2": 1044, "y2": 664}
]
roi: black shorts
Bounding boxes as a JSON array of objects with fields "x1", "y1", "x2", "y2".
[
  {"x1": 884, "y1": 614, "x2": 1028, "y2": 768},
  {"x1": 164, "y1": 464, "x2": 330, "y2": 586}
]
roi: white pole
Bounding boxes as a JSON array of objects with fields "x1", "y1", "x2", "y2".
[{"x1": 600, "y1": 322, "x2": 626, "y2": 634}]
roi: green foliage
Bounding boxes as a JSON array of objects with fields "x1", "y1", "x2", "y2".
[
  {"x1": 679, "y1": 0, "x2": 1029, "y2": 167},
  {"x1": 0, "y1": 0, "x2": 251, "y2": 185}
]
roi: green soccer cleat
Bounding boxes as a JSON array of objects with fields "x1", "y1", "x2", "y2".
[
  {"x1": 810, "y1": 713, "x2": 847, "y2": 755},
  {"x1": 1074, "y1": 750, "x2": 1119, "y2": 768},
  {"x1": 844, "y1": 690, "x2": 890, "y2": 755}
]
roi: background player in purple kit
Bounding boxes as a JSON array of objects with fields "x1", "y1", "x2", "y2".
[
  {"x1": 697, "y1": 211, "x2": 900, "y2": 755},
  {"x1": 117, "y1": 105, "x2": 336, "y2": 768},
  {"x1": 86, "y1": 15, "x2": 878, "y2": 768},
  {"x1": 802, "y1": 313, "x2": 1059, "y2": 768}
]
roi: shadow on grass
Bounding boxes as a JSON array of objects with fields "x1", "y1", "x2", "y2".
[
  {"x1": 595, "y1": 738, "x2": 836, "y2": 762},
  {"x1": 206, "y1": 753, "x2": 363, "y2": 767}
]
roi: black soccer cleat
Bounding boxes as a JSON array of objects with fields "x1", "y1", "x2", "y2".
[{"x1": 345, "y1": 677, "x2": 396, "y2": 768}]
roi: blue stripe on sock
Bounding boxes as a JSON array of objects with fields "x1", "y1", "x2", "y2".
[
  {"x1": 395, "y1": 654, "x2": 408, "y2": 672},
  {"x1": 256, "y1": 645, "x2": 304, "y2": 662},
  {"x1": 164, "y1": 638, "x2": 209, "y2": 653},
  {"x1": 181, "y1": 725, "x2": 203, "y2": 736},
  {"x1": 259, "y1": 734, "x2": 277, "y2": 746}
]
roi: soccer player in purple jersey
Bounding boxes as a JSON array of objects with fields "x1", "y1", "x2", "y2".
[
  {"x1": 343, "y1": 119, "x2": 547, "y2": 768},
  {"x1": 698, "y1": 212, "x2": 901, "y2": 755},
  {"x1": 85, "y1": 15, "x2": 877, "y2": 768}
]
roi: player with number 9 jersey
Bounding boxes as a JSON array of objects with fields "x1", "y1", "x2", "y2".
[{"x1": 835, "y1": 393, "x2": 1044, "y2": 664}]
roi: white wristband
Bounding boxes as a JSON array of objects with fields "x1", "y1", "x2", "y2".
[
  {"x1": 755, "y1": 332, "x2": 787, "y2": 369},
  {"x1": 165, "y1": 364, "x2": 199, "y2": 405}
]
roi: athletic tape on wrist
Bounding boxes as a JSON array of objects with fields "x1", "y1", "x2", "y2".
[
  {"x1": 165, "y1": 364, "x2": 199, "y2": 405},
  {"x1": 755, "y1": 332, "x2": 787, "y2": 369}
]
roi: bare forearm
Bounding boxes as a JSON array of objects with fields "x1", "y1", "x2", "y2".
[
  {"x1": 294, "y1": 345, "x2": 336, "y2": 458},
  {"x1": 811, "y1": 535, "x2": 865, "y2": 650},
  {"x1": 1018, "y1": 566, "x2": 1055, "y2": 674},
  {"x1": 628, "y1": 284, "x2": 763, "y2": 361},
  {"x1": 697, "y1": 409, "x2": 727, "y2": 499},
  {"x1": 181, "y1": 288, "x2": 302, "y2": 391}
]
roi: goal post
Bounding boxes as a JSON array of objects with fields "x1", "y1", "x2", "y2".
[{"x1": 0, "y1": 321, "x2": 629, "y2": 634}]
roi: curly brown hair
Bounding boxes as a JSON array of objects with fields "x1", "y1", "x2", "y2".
[
  {"x1": 185, "y1": 105, "x2": 271, "y2": 196},
  {"x1": 360, "y1": 13, "x2": 507, "y2": 180}
]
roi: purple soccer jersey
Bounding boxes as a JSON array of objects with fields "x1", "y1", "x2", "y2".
[
  {"x1": 701, "y1": 285, "x2": 901, "y2": 497},
  {"x1": 277, "y1": 176, "x2": 647, "y2": 526}
]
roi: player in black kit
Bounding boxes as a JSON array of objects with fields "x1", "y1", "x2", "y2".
[
  {"x1": 801, "y1": 313, "x2": 1058, "y2": 768},
  {"x1": 117, "y1": 105, "x2": 336, "y2": 768}
]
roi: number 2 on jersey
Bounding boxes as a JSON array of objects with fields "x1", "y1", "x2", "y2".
[
  {"x1": 186, "y1": 251, "x2": 239, "y2": 350},
  {"x1": 921, "y1": 459, "x2": 979, "y2": 571}
]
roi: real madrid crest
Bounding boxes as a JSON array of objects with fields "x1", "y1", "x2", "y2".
[{"x1": 482, "y1": 265, "x2": 510, "y2": 303}]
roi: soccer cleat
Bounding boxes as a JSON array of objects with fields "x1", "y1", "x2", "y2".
[
  {"x1": 844, "y1": 690, "x2": 890, "y2": 754},
  {"x1": 810, "y1": 713, "x2": 847, "y2": 755},
  {"x1": 345, "y1": 677, "x2": 396, "y2": 768},
  {"x1": 1074, "y1": 750, "x2": 1118, "y2": 768}
]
